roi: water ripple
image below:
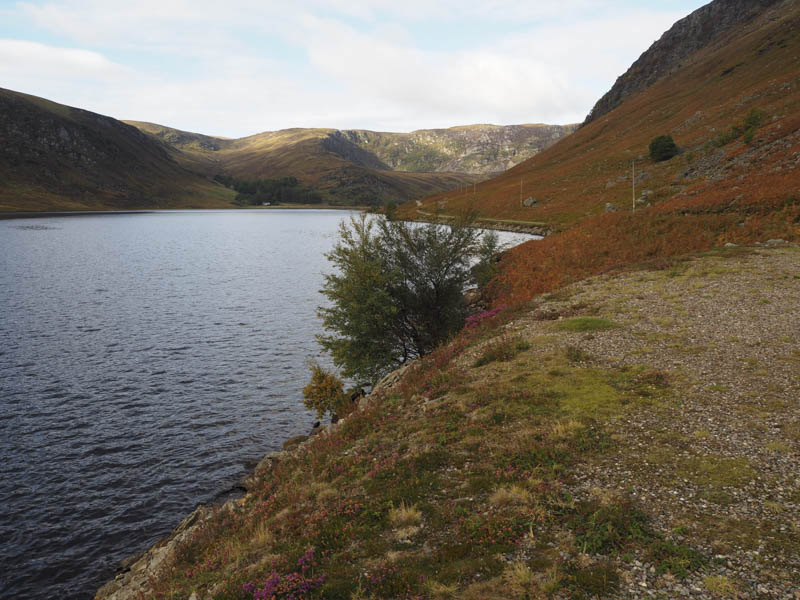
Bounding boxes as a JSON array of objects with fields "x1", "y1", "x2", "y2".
[{"x1": 0, "y1": 210, "x2": 530, "y2": 599}]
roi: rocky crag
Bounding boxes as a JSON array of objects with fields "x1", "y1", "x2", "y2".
[
  {"x1": 335, "y1": 123, "x2": 577, "y2": 175},
  {"x1": 584, "y1": 0, "x2": 786, "y2": 125}
]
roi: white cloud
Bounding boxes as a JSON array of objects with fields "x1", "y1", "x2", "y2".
[
  {"x1": 6, "y1": 1, "x2": 706, "y2": 135},
  {"x1": 0, "y1": 39, "x2": 128, "y2": 78}
]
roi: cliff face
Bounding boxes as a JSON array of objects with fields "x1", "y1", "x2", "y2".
[
  {"x1": 320, "y1": 132, "x2": 391, "y2": 171},
  {"x1": 583, "y1": 0, "x2": 786, "y2": 125},
  {"x1": 341, "y1": 124, "x2": 578, "y2": 175}
]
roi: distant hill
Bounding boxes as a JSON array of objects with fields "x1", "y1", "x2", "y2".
[
  {"x1": 0, "y1": 88, "x2": 233, "y2": 212},
  {"x1": 402, "y1": 0, "x2": 799, "y2": 303},
  {"x1": 331, "y1": 124, "x2": 577, "y2": 175},
  {"x1": 0, "y1": 85, "x2": 574, "y2": 212},
  {"x1": 126, "y1": 122, "x2": 576, "y2": 207}
]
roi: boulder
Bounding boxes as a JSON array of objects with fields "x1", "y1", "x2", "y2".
[
  {"x1": 282, "y1": 435, "x2": 308, "y2": 451},
  {"x1": 372, "y1": 363, "x2": 411, "y2": 395}
]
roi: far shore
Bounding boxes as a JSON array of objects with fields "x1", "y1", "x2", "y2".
[{"x1": 0, "y1": 205, "x2": 368, "y2": 220}]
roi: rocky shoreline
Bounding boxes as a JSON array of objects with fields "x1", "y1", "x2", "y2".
[{"x1": 94, "y1": 366, "x2": 408, "y2": 600}]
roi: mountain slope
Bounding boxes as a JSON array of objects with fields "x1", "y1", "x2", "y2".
[
  {"x1": 584, "y1": 0, "x2": 784, "y2": 125},
  {"x1": 334, "y1": 124, "x2": 577, "y2": 175},
  {"x1": 126, "y1": 122, "x2": 575, "y2": 207},
  {"x1": 126, "y1": 122, "x2": 477, "y2": 206},
  {"x1": 401, "y1": 0, "x2": 799, "y2": 304},
  {"x1": 0, "y1": 88, "x2": 234, "y2": 212}
]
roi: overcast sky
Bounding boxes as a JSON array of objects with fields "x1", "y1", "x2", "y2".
[{"x1": 0, "y1": 0, "x2": 708, "y2": 137}]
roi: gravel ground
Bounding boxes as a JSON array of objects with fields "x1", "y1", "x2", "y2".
[{"x1": 510, "y1": 246, "x2": 800, "y2": 599}]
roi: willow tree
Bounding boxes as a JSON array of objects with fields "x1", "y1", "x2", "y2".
[{"x1": 317, "y1": 212, "x2": 488, "y2": 385}]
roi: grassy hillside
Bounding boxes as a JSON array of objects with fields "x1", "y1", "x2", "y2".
[
  {"x1": 126, "y1": 122, "x2": 575, "y2": 208},
  {"x1": 0, "y1": 89, "x2": 235, "y2": 212},
  {"x1": 101, "y1": 246, "x2": 800, "y2": 600},
  {"x1": 401, "y1": 0, "x2": 799, "y2": 305},
  {"x1": 127, "y1": 122, "x2": 478, "y2": 207}
]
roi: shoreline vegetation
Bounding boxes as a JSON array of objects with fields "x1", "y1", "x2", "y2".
[
  {"x1": 410, "y1": 210, "x2": 550, "y2": 236},
  {"x1": 96, "y1": 243, "x2": 799, "y2": 600}
]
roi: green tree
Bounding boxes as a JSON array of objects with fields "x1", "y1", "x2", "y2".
[
  {"x1": 649, "y1": 135, "x2": 679, "y2": 162},
  {"x1": 317, "y1": 213, "x2": 488, "y2": 384},
  {"x1": 471, "y1": 230, "x2": 502, "y2": 288},
  {"x1": 384, "y1": 200, "x2": 398, "y2": 221}
]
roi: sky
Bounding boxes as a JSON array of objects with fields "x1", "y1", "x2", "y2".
[{"x1": 0, "y1": 0, "x2": 709, "y2": 138}]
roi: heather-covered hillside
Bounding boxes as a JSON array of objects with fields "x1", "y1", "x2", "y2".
[{"x1": 404, "y1": 0, "x2": 799, "y2": 304}]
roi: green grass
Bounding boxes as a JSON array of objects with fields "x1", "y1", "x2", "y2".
[
  {"x1": 555, "y1": 317, "x2": 621, "y2": 332},
  {"x1": 473, "y1": 335, "x2": 531, "y2": 366}
]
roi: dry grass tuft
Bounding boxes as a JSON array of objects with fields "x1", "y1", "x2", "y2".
[
  {"x1": 393, "y1": 525, "x2": 421, "y2": 541},
  {"x1": 503, "y1": 561, "x2": 537, "y2": 597},
  {"x1": 550, "y1": 419, "x2": 585, "y2": 441},
  {"x1": 388, "y1": 502, "x2": 422, "y2": 527},
  {"x1": 249, "y1": 521, "x2": 273, "y2": 548},
  {"x1": 704, "y1": 575, "x2": 738, "y2": 598},
  {"x1": 490, "y1": 484, "x2": 532, "y2": 506},
  {"x1": 424, "y1": 580, "x2": 458, "y2": 599}
]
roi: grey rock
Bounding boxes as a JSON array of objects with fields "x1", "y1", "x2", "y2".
[{"x1": 372, "y1": 363, "x2": 411, "y2": 395}]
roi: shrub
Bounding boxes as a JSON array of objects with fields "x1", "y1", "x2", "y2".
[
  {"x1": 471, "y1": 230, "x2": 504, "y2": 288},
  {"x1": 713, "y1": 108, "x2": 767, "y2": 147},
  {"x1": 566, "y1": 345, "x2": 592, "y2": 363},
  {"x1": 302, "y1": 361, "x2": 348, "y2": 419},
  {"x1": 649, "y1": 135, "x2": 679, "y2": 162}
]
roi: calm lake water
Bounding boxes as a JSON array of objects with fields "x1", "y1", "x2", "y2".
[{"x1": 0, "y1": 210, "x2": 532, "y2": 599}]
